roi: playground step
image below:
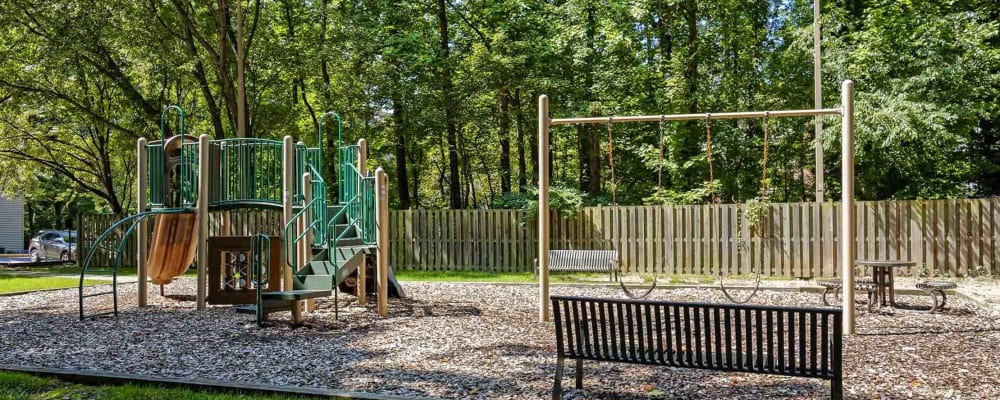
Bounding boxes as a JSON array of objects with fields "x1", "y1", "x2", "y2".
[
  {"x1": 327, "y1": 206, "x2": 349, "y2": 224},
  {"x1": 331, "y1": 245, "x2": 372, "y2": 261},
  {"x1": 261, "y1": 289, "x2": 331, "y2": 301},
  {"x1": 333, "y1": 248, "x2": 368, "y2": 272},
  {"x1": 234, "y1": 299, "x2": 294, "y2": 314},
  {"x1": 336, "y1": 237, "x2": 364, "y2": 246},
  {"x1": 309, "y1": 260, "x2": 336, "y2": 275},
  {"x1": 311, "y1": 246, "x2": 327, "y2": 258},
  {"x1": 293, "y1": 274, "x2": 336, "y2": 291},
  {"x1": 332, "y1": 223, "x2": 357, "y2": 238}
]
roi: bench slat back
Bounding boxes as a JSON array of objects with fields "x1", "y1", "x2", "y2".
[
  {"x1": 548, "y1": 250, "x2": 617, "y2": 272},
  {"x1": 551, "y1": 296, "x2": 842, "y2": 379}
]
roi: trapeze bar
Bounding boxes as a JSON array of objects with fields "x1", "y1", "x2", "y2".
[{"x1": 549, "y1": 108, "x2": 843, "y2": 126}]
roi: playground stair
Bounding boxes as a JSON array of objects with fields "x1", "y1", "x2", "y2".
[{"x1": 235, "y1": 203, "x2": 375, "y2": 319}]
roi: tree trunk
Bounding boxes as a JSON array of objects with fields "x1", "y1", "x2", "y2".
[
  {"x1": 411, "y1": 151, "x2": 421, "y2": 207},
  {"x1": 579, "y1": 3, "x2": 601, "y2": 196},
  {"x1": 499, "y1": 88, "x2": 512, "y2": 194},
  {"x1": 393, "y1": 98, "x2": 412, "y2": 209},
  {"x1": 531, "y1": 92, "x2": 540, "y2": 186},
  {"x1": 183, "y1": 25, "x2": 226, "y2": 139},
  {"x1": 437, "y1": 0, "x2": 463, "y2": 208},
  {"x1": 514, "y1": 88, "x2": 528, "y2": 189},
  {"x1": 685, "y1": 1, "x2": 698, "y2": 113}
]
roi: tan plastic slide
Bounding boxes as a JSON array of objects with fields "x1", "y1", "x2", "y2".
[{"x1": 147, "y1": 213, "x2": 199, "y2": 285}]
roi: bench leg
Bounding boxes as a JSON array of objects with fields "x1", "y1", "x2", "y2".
[
  {"x1": 920, "y1": 290, "x2": 938, "y2": 313},
  {"x1": 552, "y1": 356, "x2": 564, "y2": 400},
  {"x1": 575, "y1": 358, "x2": 584, "y2": 389},
  {"x1": 822, "y1": 287, "x2": 839, "y2": 307},
  {"x1": 938, "y1": 290, "x2": 947, "y2": 310},
  {"x1": 831, "y1": 378, "x2": 843, "y2": 400}
]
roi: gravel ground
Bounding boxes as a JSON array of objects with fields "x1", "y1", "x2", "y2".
[{"x1": 1, "y1": 279, "x2": 998, "y2": 399}]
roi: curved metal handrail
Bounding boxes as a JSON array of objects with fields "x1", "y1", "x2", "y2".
[
  {"x1": 160, "y1": 106, "x2": 185, "y2": 141},
  {"x1": 78, "y1": 208, "x2": 193, "y2": 320},
  {"x1": 282, "y1": 196, "x2": 329, "y2": 273}
]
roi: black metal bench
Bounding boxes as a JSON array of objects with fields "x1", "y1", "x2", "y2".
[
  {"x1": 550, "y1": 295, "x2": 843, "y2": 400},
  {"x1": 535, "y1": 250, "x2": 619, "y2": 281}
]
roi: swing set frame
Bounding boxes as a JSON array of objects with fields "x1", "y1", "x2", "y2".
[{"x1": 536, "y1": 80, "x2": 858, "y2": 335}]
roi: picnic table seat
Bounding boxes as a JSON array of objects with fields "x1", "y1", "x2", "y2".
[
  {"x1": 915, "y1": 281, "x2": 958, "y2": 313},
  {"x1": 816, "y1": 279, "x2": 877, "y2": 311}
]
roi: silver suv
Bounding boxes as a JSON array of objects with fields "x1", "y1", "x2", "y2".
[{"x1": 28, "y1": 230, "x2": 77, "y2": 262}]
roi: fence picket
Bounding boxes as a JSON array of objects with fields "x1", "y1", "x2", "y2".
[{"x1": 79, "y1": 199, "x2": 999, "y2": 277}]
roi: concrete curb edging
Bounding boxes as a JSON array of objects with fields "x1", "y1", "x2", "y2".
[
  {"x1": 955, "y1": 290, "x2": 1000, "y2": 315},
  {"x1": 0, "y1": 364, "x2": 440, "y2": 400}
]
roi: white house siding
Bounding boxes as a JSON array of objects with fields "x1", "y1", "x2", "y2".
[{"x1": 0, "y1": 195, "x2": 25, "y2": 252}]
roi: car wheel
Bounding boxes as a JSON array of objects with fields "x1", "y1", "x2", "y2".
[
  {"x1": 60, "y1": 251, "x2": 70, "y2": 262},
  {"x1": 30, "y1": 249, "x2": 40, "y2": 263}
]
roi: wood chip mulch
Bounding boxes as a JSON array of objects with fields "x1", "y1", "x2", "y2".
[{"x1": 0, "y1": 279, "x2": 998, "y2": 399}]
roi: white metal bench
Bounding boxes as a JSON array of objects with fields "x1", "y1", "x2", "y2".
[{"x1": 535, "y1": 250, "x2": 618, "y2": 281}]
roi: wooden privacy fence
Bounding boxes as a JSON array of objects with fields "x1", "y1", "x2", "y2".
[
  {"x1": 78, "y1": 209, "x2": 283, "y2": 268},
  {"x1": 390, "y1": 199, "x2": 1000, "y2": 278},
  {"x1": 80, "y1": 199, "x2": 1000, "y2": 278}
]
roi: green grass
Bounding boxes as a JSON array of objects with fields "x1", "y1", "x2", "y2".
[
  {"x1": 0, "y1": 274, "x2": 103, "y2": 294},
  {"x1": 45, "y1": 266, "x2": 198, "y2": 277},
  {"x1": 0, "y1": 371, "x2": 329, "y2": 399}
]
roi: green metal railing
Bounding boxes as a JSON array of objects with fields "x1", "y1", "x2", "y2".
[
  {"x1": 148, "y1": 106, "x2": 186, "y2": 208},
  {"x1": 283, "y1": 145, "x2": 330, "y2": 272},
  {"x1": 250, "y1": 233, "x2": 270, "y2": 326},
  {"x1": 78, "y1": 209, "x2": 191, "y2": 320},
  {"x1": 179, "y1": 142, "x2": 199, "y2": 207},
  {"x1": 338, "y1": 145, "x2": 359, "y2": 204},
  {"x1": 283, "y1": 194, "x2": 328, "y2": 274},
  {"x1": 211, "y1": 138, "x2": 284, "y2": 207},
  {"x1": 147, "y1": 141, "x2": 167, "y2": 207},
  {"x1": 294, "y1": 145, "x2": 324, "y2": 204}
]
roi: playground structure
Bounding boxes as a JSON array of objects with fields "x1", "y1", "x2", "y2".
[
  {"x1": 536, "y1": 81, "x2": 859, "y2": 334},
  {"x1": 78, "y1": 107, "x2": 402, "y2": 324}
]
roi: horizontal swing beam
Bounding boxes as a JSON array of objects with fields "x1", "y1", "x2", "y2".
[{"x1": 549, "y1": 108, "x2": 843, "y2": 126}]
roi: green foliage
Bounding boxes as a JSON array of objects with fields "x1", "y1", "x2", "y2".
[
  {"x1": 524, "y1": 185, "x2": 585, "y2": 220},
  {"x1": 0, "y1": 0, "x2": 997, "y2": 216},
  {"x1": 493, "y1": 185, "x2": 585, "y2": 218}
]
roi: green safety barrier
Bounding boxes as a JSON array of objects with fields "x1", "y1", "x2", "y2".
[{"x1": 211, "y1": 138, "x2": 284, "y2": 207}]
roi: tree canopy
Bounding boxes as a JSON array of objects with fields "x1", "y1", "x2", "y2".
[{"x1": 1, "y1": 0, "x2": 998, "y2": 215}]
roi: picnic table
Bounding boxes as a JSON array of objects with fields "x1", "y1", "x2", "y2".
[{"x1": 855, "y1": 260, "x2": 916, "y2": 307}]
